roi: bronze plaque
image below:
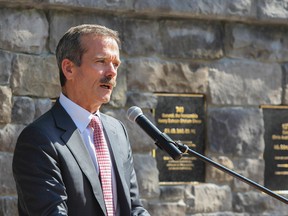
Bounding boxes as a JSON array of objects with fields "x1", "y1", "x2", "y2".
[
  {"x1": 154, "y1": 93, "x2": 206, "y2": 184},
  {"x1": 263, "y1": 106, "x2": 288, "y2": 191}
]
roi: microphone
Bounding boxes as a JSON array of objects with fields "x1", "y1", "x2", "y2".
[{"x1": 127, "y1": 106, "x2": 182, "y2": 160}]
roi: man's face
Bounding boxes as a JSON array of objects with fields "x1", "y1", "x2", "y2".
[{"x1": 64, "y1": 34, "x2": 121, "y2": 112}]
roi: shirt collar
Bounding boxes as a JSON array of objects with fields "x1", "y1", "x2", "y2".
[{"x1": 59, "y1": 93, "x2": 100, "y2": 133}]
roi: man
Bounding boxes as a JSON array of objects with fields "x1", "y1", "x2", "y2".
[{"x1": 12, "y1": 24, "x2": 150, "y2": 216}]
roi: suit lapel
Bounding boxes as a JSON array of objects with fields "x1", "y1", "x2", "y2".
[
  {"x1": 51, "y1": 101, "x2": 106, "y2": 214},
  {"x1": 100, "y1": 114, "x2": 130, "y2": 204},
  {"x1": 65, "y1": 131, "x2": 106, "y2": 212}
]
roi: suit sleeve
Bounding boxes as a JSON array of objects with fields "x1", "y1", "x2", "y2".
[{"x1": 12, "y1": 125, "x2": 68, "y2": 216}]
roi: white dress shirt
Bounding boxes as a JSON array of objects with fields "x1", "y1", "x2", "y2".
[{"x1": 59, "y1": 93, "x2": 118, "y2": 215}]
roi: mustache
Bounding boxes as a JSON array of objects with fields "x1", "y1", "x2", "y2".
[{"x1": 100, "y1": 76, "x2": 117, "y2": 87}]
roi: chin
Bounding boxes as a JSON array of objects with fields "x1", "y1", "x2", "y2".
[{"x1": 101, "y1": 97, "x2": 111, "y2": 104}]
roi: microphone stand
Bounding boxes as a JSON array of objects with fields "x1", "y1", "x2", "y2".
[{"x1": 172, "y1": 141, "x2": 288, "y2": 205}]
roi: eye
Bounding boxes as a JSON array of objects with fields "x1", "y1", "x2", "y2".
[
  {"x1": 113, "y1": 63, "x2": 119, "y2": 68},
  {"x1": 113, "y1": 60, "x2": 121, "y2": 69},
  {"x1": 96, "y1": 59, "x2": 105, "y2": 63}
]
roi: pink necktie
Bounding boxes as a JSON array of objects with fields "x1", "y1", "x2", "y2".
[{"x1": 90, "y1": 116, "x2": 114, "y2": 216}]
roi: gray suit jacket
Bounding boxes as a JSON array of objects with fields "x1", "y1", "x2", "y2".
[{"x1": 13, "y1": 100, "x2": 150, "y2": 216}]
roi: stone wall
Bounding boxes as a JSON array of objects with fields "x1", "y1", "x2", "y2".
[{"x1": 0, "y1": 0, "x2": 288, "y2": 215}]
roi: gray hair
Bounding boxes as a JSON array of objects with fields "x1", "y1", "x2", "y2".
[{"x1": 56, "y1": 24, "x2": 120, "y2": 86}]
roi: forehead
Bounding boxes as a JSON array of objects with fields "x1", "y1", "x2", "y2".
[{"x1": 81, "y1": 34, "x2": 119, "y2": 54}]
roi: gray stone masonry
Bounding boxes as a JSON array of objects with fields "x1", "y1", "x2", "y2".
[{"x1": 0, "y1": 0, "x2": 288, "y2": 215}]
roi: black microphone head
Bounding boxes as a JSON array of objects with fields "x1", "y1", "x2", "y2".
[{"x1": 127, "y1": 106, "x2": 143, "y2": 122}]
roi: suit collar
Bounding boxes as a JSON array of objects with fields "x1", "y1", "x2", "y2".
[{"x1": 58, "y1": 93, "x2": 94, "y2": 133}]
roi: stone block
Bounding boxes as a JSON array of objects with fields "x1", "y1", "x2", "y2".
[
  {"x1": 208, "y1": 59, "x2": 282, "y2": 105},
  {"x1": 207, "y1": 107, "x2": 264, "y2": 157},
  {"x1": 205, "y1": 156, "x2": 265, "y2": 192},
  {"x1": 0, "y1": 86, "x2": 12, "y2": 124},
  {"x1": 0, "y1": 152, "x2": 16, "y2": 195},
  {"x1": 225, "y1": 23, "x2": 288, "y2": 62},
  {"x1": 126, "y1": 92, "x2": 158, "y2": 109},
  {"x1": 12, "y1": 96, "x2": 35, "y2": 125},
  {"x1": 133, "y1": 153, "x2": 160, "y2": 198},
  {"x1": 0, "y1": 124, "x2": 25, "y2": 152},
  {"x1": 193, "y1": 212, "x2": 249, "y2": 216},
  {"x1": 232, "y1": 158, "x2": 264, "y2": 192},
  {"x1": 42, "y1": 0, "x2": 132, "y2": 11},
  {"x1": 126, "y1": 58, "x2": 208, "y2": 93},
  {"x1": 121, "y1": 19, "x2": 161, "y2": 56},
  {"x1": 160, "y1": 20, "x2": 223, "y2": 59},
  {"x1": 125, "y1": 58, "x2": 163, "y2": 92},
  {"x1": 0, "y1": 8, "x2": 48, "y2": 54},
  {"x1": 134, "y1": 0, "x2": 255, "y2": 20},
  {"x1": 186, "y1": 183, "x2": 232, "y2": 213},
  {"x1": 283, "y1": 63, "x2": 288, "y2": 104},
  {"x1": 0, "y1": 196, "x2": 18, "y2": 216},
  {"x1": 256, "y1": 192, "x2": 288, "y2": 215},
  {"x1": 11, "y1": 53, "x2": 60, "y2": 98},
  {"x1": 160, "y1": 185, "x2": 185, "y2": 202},
  {"x1": 184, "y1": 184, "x2": 195, "y2": 213},
  {"x1": 206, "y1": 156, "x2": 234, "y2": 184},
  {"x1": 233, "y1": 191, "x2": 278, "y2": 214},
  {"x1": 0, "y1": 0, "x2": 32, "y2": 2},
  {"x1": 148, "y1": 201, "x2": 186, "y2": 216},
  {"x1": 34, "y1": 98, "x2": 53, "y2": 120},
  {"x1": 0, "y1": 50, "x2": 13, "y2": 85},
  {"x1": 258, "y1": 0, "x2": 288, "y2": 22},
  {"x1": 48, "y1": 11, "x2": 121, "y2": 54}
]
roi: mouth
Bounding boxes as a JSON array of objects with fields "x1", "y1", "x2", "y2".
[
  {"x1": 100, "y1": 84, "x2": 112, "y2": 90},
  {"x1": 99, "y1": 77, "x2": 117, "y2": 90}
]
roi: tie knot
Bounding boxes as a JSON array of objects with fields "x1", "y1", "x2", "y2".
[{"x1": 90, "y1": 116, "x2": 101, "y2": 130}]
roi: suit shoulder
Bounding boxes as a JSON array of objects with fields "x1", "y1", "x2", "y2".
[
  {"x1": 100, "y1": 112, "x2": 128, "y2": 134},
  {"x1": 17, "y1": 110, "x2": 54, "y2": 139},
  {"x1": 100, "y1": 112, "x2": 122, "y2": 125},
  {"x1": 27, "y1": 109, "x2": 55, "y2": 131}
]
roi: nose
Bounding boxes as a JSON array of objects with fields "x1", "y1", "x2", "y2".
[{"x1": 106, "y1": 62, "x2": 117, "y2": 78}]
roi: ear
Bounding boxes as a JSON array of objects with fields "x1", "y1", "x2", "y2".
[{"x1": 61, "y1": 59, "x2": 76, "y2": 81}]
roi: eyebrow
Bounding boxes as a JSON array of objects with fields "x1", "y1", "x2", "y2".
[{"x1": 94, "y1": 55, "x2": 121, "y2": 62}]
